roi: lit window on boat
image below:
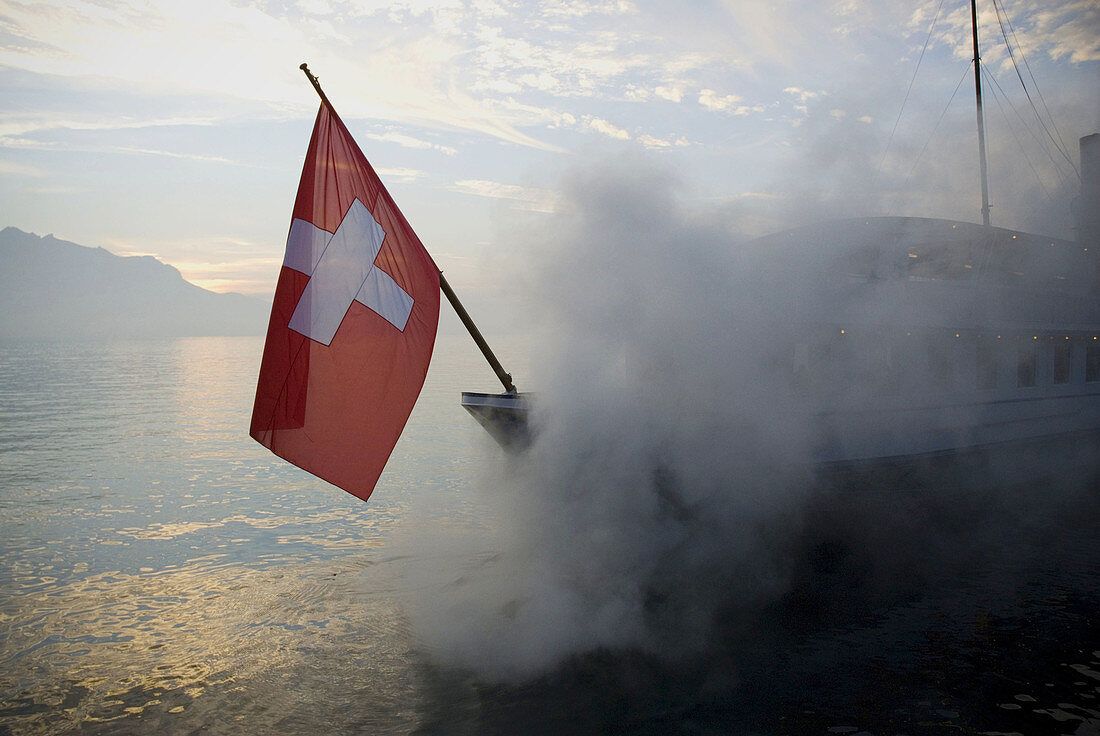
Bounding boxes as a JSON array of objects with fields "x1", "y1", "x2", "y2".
[
  {"x1": 1017, "y1": 345, "x2": 1038, "y2": 388},
  {"x1": 1087, "y1": 344, "x2": 1100, "y2": 383},
  {"x1": 976, "y1": 341, "x2": 997, "y2": 390},
  {"x1": 1053, "y1": 342, "x2": 1071, "y2": 385},
  {"x1": 907, "y1": 242, "x2": 977, "y2": 281}
]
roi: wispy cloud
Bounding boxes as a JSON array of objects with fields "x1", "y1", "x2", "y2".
[
  {"x1": 783, "y1": 87, "x2": 823, "y2": 104},
  {"x1": 363, "y1": 130, "x2": 458, "y2": 155},
  {"x1": 375, "y1": 167, "x2": 424, "y2": 183},
  {"x1": 22, "y1": 184, "x2": 91, "y2": 194},
  {"x1": 0, "y1": 134, "x2": 251, "y2": 165},
  {"x1": 449, "y1": 178, "x2": 559, "y2": 212},
  {"x1": 0, "y1": 159, "x2": 46, "y2": 177},
  {"x1": 697, "y1": 89, "x2": 765, "y2": 116},
  {"x1": 0, "y1": 114, "x2": 222, "y2": 140},
  {"x1": 637, "y1": 133, "x2": 691, "y2": 150}
]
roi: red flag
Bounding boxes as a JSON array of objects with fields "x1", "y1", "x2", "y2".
[{"x1": 250, "y1": 100, "x2": 440, "y2": 501}]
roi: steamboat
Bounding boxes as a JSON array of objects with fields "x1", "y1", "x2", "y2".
[{"x1": 459, "y1": 2, "x2": 1100, "y2": 487}]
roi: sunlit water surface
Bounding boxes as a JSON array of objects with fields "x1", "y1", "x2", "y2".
[{"x1": 0, "y1": 336, "x2": 1097, "y2": 735}]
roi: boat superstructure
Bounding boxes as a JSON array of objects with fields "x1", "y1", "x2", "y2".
[{"x1": 739, "y1": 213, "x2": 1100, "y2": 479}]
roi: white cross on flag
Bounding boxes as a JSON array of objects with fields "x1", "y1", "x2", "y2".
[{"x1": 251, "y1": 99, "x2": 440, "y2": 501}]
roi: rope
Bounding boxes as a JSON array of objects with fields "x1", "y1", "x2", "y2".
[
  {"x1": 887, "y1": 63, "x2": 973, "y2": 217},
  {"x1": 875, "y1": 0, "x2": 946, "y2": 187},
  {"x1": 980, "y1": 65, "x2": 1057, "y2": 205},
  {"x1": 991, "y1": 0, "x2": 1079, "y2": 179}
]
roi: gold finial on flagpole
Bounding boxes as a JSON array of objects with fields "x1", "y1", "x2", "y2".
[{"x1": 299, "y1": 63, "x2": 333, "y2": 109}]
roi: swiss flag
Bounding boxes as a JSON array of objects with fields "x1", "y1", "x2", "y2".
[{"x1": 250, "y1": 99, "x2": 440, "y2": 501}]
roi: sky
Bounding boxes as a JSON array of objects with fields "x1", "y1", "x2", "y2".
[{"x1": 0, "y1": 0, "x2": 1097, "y2": 300}]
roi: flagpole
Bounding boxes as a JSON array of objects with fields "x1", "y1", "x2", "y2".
[
  {"x1": 299, "y1": 63, "x2": 517, "y2": 395},
  {"x1": 439, "y1": 272, "x2": 516, "y2": 394}
]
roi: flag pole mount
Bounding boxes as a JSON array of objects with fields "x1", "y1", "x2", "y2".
[{"x1": 299, "y1": 62, "x2": 531, "y2": 451}]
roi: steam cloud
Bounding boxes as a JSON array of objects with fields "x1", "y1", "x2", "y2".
[
  {"x1": 406, "y1": 158, "x2": 837, "y2": 678},
  {"x1": 403, "y1": 155, "x2": 1095, "y2": 681}
]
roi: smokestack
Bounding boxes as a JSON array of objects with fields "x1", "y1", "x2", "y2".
[{"x1": 1077, "y1": 134, "x2": 1100, "y2": 247}]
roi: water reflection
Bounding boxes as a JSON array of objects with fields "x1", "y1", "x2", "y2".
[
  {"x1": 1, "y1": 554, "x2": 423, "y2": 735},
  {"x1": 0, "y1": 335, "x2": 497, "y2": 735}
]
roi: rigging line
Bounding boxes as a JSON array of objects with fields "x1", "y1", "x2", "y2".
[
  {"x1": 886, "y1": 62, "x2": 972, "y2": 218},
  {"x1": 990, "y1": 0, "x2": 1079, "y2": 179},
  {"x1": 997, "y1": 0, "x2": 1073, "y2": 162},
  {"x1": 874, "y1": 0, "x2": 946, "y2": 186},
  {"x1": 980, "y1": 65, "x2": 1069, "y2": 193},
  {"x1": 980, "y1": 66, "x2": 1056, "y2": 206}
]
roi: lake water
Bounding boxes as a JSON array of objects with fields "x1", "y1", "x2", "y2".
[{"x1": 1, "y1": 336, "x2": 1098, "y2": 735}]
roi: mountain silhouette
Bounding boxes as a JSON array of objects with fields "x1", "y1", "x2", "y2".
[{"x1": 0, "y1": 227, "x2": 269, "y2": 339}]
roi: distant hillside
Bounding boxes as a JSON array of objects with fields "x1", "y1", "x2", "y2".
[{"x1": 0, "y1": 227, "x2": 270, "y2": 339}]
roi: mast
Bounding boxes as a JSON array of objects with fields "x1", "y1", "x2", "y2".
[
  {"x1": 299, "y1": 64, "x2": 517, "y2": 395},
  {"x1": 970, "y1": 0, "x2": 992, "y2": 226}
]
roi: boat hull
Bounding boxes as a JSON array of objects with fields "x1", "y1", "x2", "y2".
[
  {"x1": 815, "y1": 427, "x2": 1100, "y2": 492},
  {"x1": 460, "y1": 392, "x2": 531, "y2": 451}
]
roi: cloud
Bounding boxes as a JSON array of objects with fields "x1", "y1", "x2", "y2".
[
  {"x1": 0, "y1": 114, "x2": 222, "y2": 140},
  {"x1": 1030, "y1": 2, "x2": 1100, "y2": 63},
  {"x1": 783, "y1": 86, "x2": 823, "y2": 103},
  {"x1": 540, "y1": 0, "x2": 639, "y2": 19},
  {"x1": 374, "y1": 167, "x2": 424, "y2": 183},
  {"x1": 22, "y1": 184, "x2": 91, "y2": 194},
  {"x1": 636, "y1": 133, "x2": 691, "y2": 149},
  {"x1": 0, "y1": 0, "x2": 556, "y2": 151},
  {"x1": 584, "y1": 116, "x2": 631, "y2": 140},
  {"x1": 0, "y1": 128, "x2": 250, "y2": 164},
  {"x1": 697, "y1": 88, "x2": 744, "y2": 112},
  {"x1": 654, "y1": 85, "x2": 683, "y2": 103},
  {"x1": 1, "y1": 0, "x2": 1095, "y2": 294},
  {"x1": 449, "y1": 179, "x2": 559, "y2": 212},
  {"x1": 912, "y1": 1, "x2": 1100, "y2": 67},
  {"x1": 296, "y1": 0, "x2": 335, "y2": 14},
  {"x1": 0, "y1": 159, "x2": 46, "y2": 177},
  {"x1": 363, "y1": 130, "x2": 458, "y2": 155}
]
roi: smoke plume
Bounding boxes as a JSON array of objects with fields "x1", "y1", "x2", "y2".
[{"x1": 404, "y1": 154, "x2": 1096, "y2": 681}]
